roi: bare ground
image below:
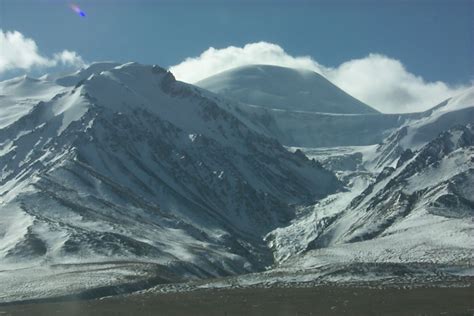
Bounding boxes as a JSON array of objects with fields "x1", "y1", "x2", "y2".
[{"x1": 1, "y1": 285, "x2": 473, "y2": 316}]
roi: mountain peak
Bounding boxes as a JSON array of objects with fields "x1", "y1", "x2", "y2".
[
  {"x1": 55, "y1": 62, "x2": 121, "y2": 87},
  {"x1": 0, "y1": 59, "x2": 342, "y2": 289},
  {"x1": 196, "y1": 64, "x2": 378, "y2": 114}
]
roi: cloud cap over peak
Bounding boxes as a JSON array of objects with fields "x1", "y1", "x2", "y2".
[
  {"x1": 170, "y1": 42, "x2": 468, "y2": 113},
  {"x1": 170, "y1": 42, "x2": 325, "y2": 84}
]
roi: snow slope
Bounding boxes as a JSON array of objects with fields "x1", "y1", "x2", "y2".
[
  {"x1": 264, "y1": 88, "x2": 473, "y2": 279},
  {"x1": 197, "y1": 65, "x2": 378, "y2": 114},
  {"x1": 372, "y1": 86, "x2": 474, "y2": 169},
  {"x1": 54, "y1": 62, "x2": 121, "y2": 87},
  {"x1": 0, "y1": 62, "x2": 342, "y2": 303},
  {"x1": 210, "y1": 91, "x2": 421, "y2": 147},
  {"x1": 268, "y1": 124, "x2": 473, "y2": 278},
  {"x1": 0, "y1": 63, "x2": 471, "y2": 302},
  {"x1": 196, "y1": 64, "x2": 418, "y2": 147},
  {"x1": 0, "y1": 76, "x2": 66, "y2": 129},
  {"x1": 199, "y1": 66, "x2": 473, "y2": 148}
]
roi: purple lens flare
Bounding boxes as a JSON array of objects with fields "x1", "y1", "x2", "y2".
[{"x1": 70, "y1": 4, "x2": 86, "y2": 17}]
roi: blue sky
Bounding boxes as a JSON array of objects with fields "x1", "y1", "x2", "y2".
[
  {"x1": 1, "y1": 0, "x2": 472, "y2": 112},
  {"x1": 1, "y1": 0, "x2": 472, "y2": 84}
]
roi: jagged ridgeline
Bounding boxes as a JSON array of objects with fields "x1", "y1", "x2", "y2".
[
  {"x1": 0, "y1": 62, "x2": 472, "y2": 303},
  {"x1": 0, "y1": 63, "x2": 341, "y2": 284}
]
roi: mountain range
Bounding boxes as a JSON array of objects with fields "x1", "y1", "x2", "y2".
[{"x1": 0, "y1": 62, "x2": 472, "y2": 303}]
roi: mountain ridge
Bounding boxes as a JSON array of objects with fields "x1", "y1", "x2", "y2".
[
  {"x1": 0, "y1": 62, "x2": 342, "y2": 301},
  {"x1": 0, "y1": 61, "x2": 472, "y2": 303}
]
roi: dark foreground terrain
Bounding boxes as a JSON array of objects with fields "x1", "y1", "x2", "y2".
[{"x1": 1, "y1": 285, "x2": 473, "y2": 316}]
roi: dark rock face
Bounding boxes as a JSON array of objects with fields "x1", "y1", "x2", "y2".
[
  {"x1": 6, "y1": 229, "x2": 48, "y2": 259},
  {"x1": 396, "y1": 149, "x2": 414, "y2": 168},
  {"x1": 322, "y1": 152, "x2": 363, "y2": 172}
]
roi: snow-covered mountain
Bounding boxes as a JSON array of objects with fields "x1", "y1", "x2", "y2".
[
  {"x1": 54, "y1": 62, "x2": 121, "y2": 87},
  {"x1": 372, "y1": 86, "x2": 474, "y2": 169},
  {"x1": 0, "y1": 76, "x2": 66, "y2": 129},
  {"x1": 266, "y1": 105, "x2": 473, "y2": 279},
  {"x1": 197, "y1": 64, "x2": 378, "y2": 114},
  {"x1": 229, "y1": 105, "x2": 419, "y2": 147},
  {"x1": 0, "y1": 62, "x2": 342, "y2": 301},
  {"x1": 0, "y1": 62, "x2": 472, "y2": 302},
  {"x1": 202, "y1": 65, "x2": 473, "y2": 149},
  {"x1": 196, "y1": 65, "x2": 432, "y2": 147},
  {"x1": 198, "y1": 65, "x2": 474, "y2": 149}
]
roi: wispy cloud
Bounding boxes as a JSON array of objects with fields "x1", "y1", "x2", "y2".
[
  {"x1": 53, "y1": 50, "x2": 85, "y2": 67},
  {"x1": 0, "y1": 29, "x2": 85, "y2": 74},
  {"x1": 170, "y1": 42, "x2": 468, "y2": 113}
]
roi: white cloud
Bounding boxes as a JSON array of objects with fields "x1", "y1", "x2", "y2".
[
  {"x1": 169, "y1": 42, "x2": 325, "y2": 84},
  {"x1": 53, "y1": 50, "x2": 85, "y2": 67},
  {"x1": 170, "y1": 42, "x2": 467, "y2": 113},
  {"x1": 0, "y1": 30, "x2": 85, "y2": 74},
  {"x1": 326, "y1": 54, "x2": 466, "y2": 113}
]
